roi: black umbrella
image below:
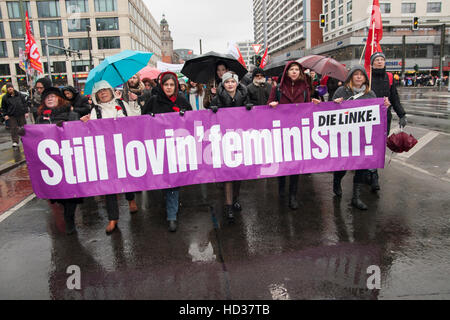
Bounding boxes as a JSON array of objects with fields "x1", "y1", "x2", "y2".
[
  {"x1": 263, "y1": 60, "x2": 287, "y2": 77},
  {"x1": 180, "y1": 51, "x2": 248, "y2": 84}
]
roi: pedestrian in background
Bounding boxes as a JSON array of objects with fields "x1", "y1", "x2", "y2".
[
  {"x1": 204, "y1": 61, "x2": 229, "y2": 108},
  {"x1": 246, "y1": 67, "x2": 272, "y2": 105},
  {"x1": 211, "y1": 71, "x2": 250, "y2": 221},
  {"x1": 122, "y1": 73, "x2": 146, "y2": 116},
  {"x1": 267, "y1": 61, "x2": 320, "y2": 210},
  {"x1": 187, "y1": 79, "x2": 206, "y2": 110},
  {"x1": 142, "y1": 71, "x2": 192, "y2": 232},
  {"x1": 30, "y1": 77, "x2": 52, "y2": 123},
  {"x1": 62, "y1": 86, "x2": 91, "y2": 117},
  {"x1": 80, "y1": 80, "x2": 139, "y2": 234},
  {"x1": 1, "y1": 83, "x2": 29, "y2": 148}
]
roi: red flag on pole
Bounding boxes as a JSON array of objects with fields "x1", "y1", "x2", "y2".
[
  {"x1": 227, "y1": 42, "x2": 247, "y2": 69},
  {"x1": 259, "y1": 47, "x2": 269, "y2": 69},
  {"x1": 25, "y1": 11, "x2": 43, "y2": 74},
  {"x1": 364, "y1": 0, "x2": 383, "y2": 76}
]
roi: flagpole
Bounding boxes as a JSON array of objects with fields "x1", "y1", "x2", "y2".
[
  {"x1": 359, "y1": 40, "x2": 367, "y2": 65},
  {"x1": 369, "y1": 20, "x2": 375, "y2": 89}
]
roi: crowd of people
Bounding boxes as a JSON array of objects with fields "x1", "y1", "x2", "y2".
[{"x1": 0, "y1": 51, "x2": 408, "y2": 235}]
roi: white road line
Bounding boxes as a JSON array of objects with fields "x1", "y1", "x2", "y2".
[
  {"x1": 390, "y1": 158, "x2": 450, "y2": 183},
  {"x1": 397, "y1": 131, "x2": 440, "y2": 159},
  {"x1": 0, "y1": 194, "x2": 36, "y2": 224}
]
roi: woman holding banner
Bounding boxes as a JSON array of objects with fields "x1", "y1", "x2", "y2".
[
  {"x1": 267, "y1": 61, "x2": 321, "y2": 210},
  {"x1": 210, "y1": 71, "x2": 250, "y2": 221},
  {"x1": 331, "y1": 65, "x2": 390, "y2": 210},
  {"x1": 142, "y1": 71, "x2": 192, "y2": 232},
  {"x1": 80, "y1": 80, "x2": 139, "y2": 234}
]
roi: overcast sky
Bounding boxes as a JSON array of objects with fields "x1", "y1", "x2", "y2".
[{"x1": 143, "y1": 0, "x2": 254, "y2": 54}]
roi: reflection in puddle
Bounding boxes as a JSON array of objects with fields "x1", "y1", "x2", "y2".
[
  {"x1": 188, "y1": 242, "x2": 216, "y2": 262},
  {"x1": 268, "y1": 283, "x2": 290, "y2": 300}
]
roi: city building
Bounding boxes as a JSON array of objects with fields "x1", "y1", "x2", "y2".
[
  {"x1": 236, "y1": 40, "x2": 256, "y2": 68},
  {"x1": 0, "y1": 0, "x2": 162, "y2": 91},
  {"x1": 173, "y1": 48, "x2": 196, "y2": 63},
  {"x1": 160, "y1": 14, "x2": 179, "y2": 64},
  {"x1": 253, "y1": 0, "x2": 323, "y2": 62},
  {"x1": 311, "y1": 0, "x2": 450, "y2": 74}
]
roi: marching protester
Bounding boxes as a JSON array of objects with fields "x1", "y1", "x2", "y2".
[
  {"x1": 62, "y1": 86, "x2": 91, "y2": 118},
  {"x1": 178, "y1": 78, "x2": 189, "y2": 100},
  {"x1": 369, "y1": 52, "x2": 407, "y2": 192},
  {"x1": 330, "y1": 65, "x2": 390, "y2": 210},
  {"x1": 204, "y1": 61, "x2": 229, "y2": 108},
  {"x1": 321, "y1": 75, "x2": 342, "y2": 102},
  {"x1": 1, "y1": 83, "x2": 29, "y2": 148},
  {"x1": 246, "y1": 67, "x2": 272, "y2": 105},
  {"x1": 80, "y1": 80, "x2": 139, "y2": 234},
  {"x1": 142, "y1": 71, "x2": 192, "y2": 232},
  {"x1": 186, "y1": 79, "x2": 206, "y2": 111},
  {"x1": 20, "y1": 87, "x2": 82, "y2": 234},
  {"x1": 30, "y1": 77, "x2": 52, "y2": 123},
  {"x1": 267, "y1": 61, "x2": 321, "y2": 210},
  {"x1": 210, "y1": 71, "x2": 251, "y2": 221},
  {"x1": 0, "y1": 85, "x2": 7, "y2": 128},
  {"x1": 122, "y1": 73, "x2": 146, "y2": 116}
]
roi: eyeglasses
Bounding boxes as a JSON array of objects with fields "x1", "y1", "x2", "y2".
[
  {"x1": 255, "y1": 74, "x2": 265, "y2": 78},
  {"x1": 35, "y1": 86, "x2": 44, "y2": 90}
]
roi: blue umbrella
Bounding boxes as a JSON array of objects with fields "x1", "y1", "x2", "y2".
[{"x1": 84, "y1": 50, "x2": 153, "y2": 95}]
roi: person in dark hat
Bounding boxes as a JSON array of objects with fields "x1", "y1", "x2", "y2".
[
  {"x1": 31, "y1": 77, "x2": 52, "y2": 123},
  {"x1": 246, "y1": 67, "x2": 272, "y2": 105},
  {"x1": 1, "y1": 83, "x2": 29, "y2": 148},
  {"x1": 62, "y1": 85, "x2": 91, "y2": 117},
  {"x1": 369, "y1": 51, "x2": 407, "y2": 192}
]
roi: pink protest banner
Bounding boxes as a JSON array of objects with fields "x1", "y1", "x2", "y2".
[{"x1": 21, "y1": 99, "x2": 386, "y2": 199}]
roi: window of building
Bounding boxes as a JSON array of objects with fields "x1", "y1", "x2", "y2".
[
  {"x1": 16, "y1": 63, "x2": 26, "y2": 75},
  {"x1": 347, "y1": 12, "x2": 352, "y2": 22},
  {"x1": 41, "y1": 39, "x2": 64, "y2": 55},
  {"x1": 69, "y1": 38, "x2": 90, "y2": 50},
  {"x1": 12, "y1": 40, "x2": 25, "y2": 57},
  {"x1": 68, "y1": 18, "x2": 90, "y2": 32},
  {"x1": 94, "y1": 0, "x2": 117, "y2": 12},
  {"x1": 331, "y1": 20, "x2": 335, "y2": 29},
  {"x1": 98, "y1": 36, "x2": 120, "y2": 49},
  {"x1": 0, "y1": 42, "x2": 7, "y2": 58},
  {"x1": 331, "y1": 10, "x2": 335, "y2": 19},
  {"x1": 0, "y1": 23, "x2": 4, "y2": 39},
  {"x1": 66, "y1": 0, "x2": 89, "y2": 13},
  {"x1": 39, "y1": 20, "x2": 63, "y2": 37},
  {"x1": 37, "y1": 1, "x2": 60, "y2": 18},
  {"x1": 339, "y1": 17, "x2": 343, "y2": 26},
  {"x1": 346, "y1": 0, "x2": 352, "y2": 11},
  {"x1": 71, "y1": 60, "x2": 90, "y2": 72},
  {"x1": 331, "y1": 0, "x2": 335, "y2": 8},
  {"x1": 401, "y1": 3, "x2": 416, "y2": 13},
  {"x1": 380, "y1": 3, "x2": 391, "y2": 13},
  {"x1": 0, "y1": 64, "x2": 11, "y2": 76},
  {"x1": 324, "y1": 4, "x2": 328, "y2": 13},
  {"x1": 96, "y1": 17, "x2": 119, "y2": 31},
  {"x1": 53, "y1": 61, "x2": 67, "y2": 73},
  {"x1": 427, "y1": 2, "x2": 442, "y2": 13},
  {"x1": 339, "y1": 6, "x2": 343, "y2": 16},
  {"x1": 7, "y1": 1, "x2": 31, "y2": 19},
  {"x1": 10, "y1": 21, "x2": 26, "y2": 38}
]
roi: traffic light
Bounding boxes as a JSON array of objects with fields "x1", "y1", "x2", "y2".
[
  {"x1": 255, "y1": 55, "x2": 262, "y2": 66},
  {"x1": 412, "y1": 17, "x2": 419, "y2": 30},
  {"x1": 320, "y1": 14, "x2": 326, "y2": 28}
]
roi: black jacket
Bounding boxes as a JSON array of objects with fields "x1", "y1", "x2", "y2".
[
  {"x1": 371, "y1": 68, "x2": 406, "y2": 120},
  {"x1": 2, "y1": 90, "x2": 29, "y2": 117},
  {"x1": 246, "y1": 82, "x2": 272, "y2": 105},
  {"x1": 142, "y1": 86, "x2": 192, "y2": 115},
  {"x1": 332, "y1": 86, "x2": 377, "y2": 101},
  {"x1": 326, "y1": 77, "x2": 341, "y2": 102},
  {"x1": 36, "y1": 105, "x2": 79, "y2": 124},
  {"x1": 211, "y1": 83, "x2": 249, "y2": 108},
  {"x1": 62, "y1": 86, "x2": 91, "y2": 117}
]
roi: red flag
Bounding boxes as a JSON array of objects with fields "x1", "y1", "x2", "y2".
[
  {"x1": 259, "y1": 47, "x2": 268, "y2": 69},
  {"x1": 364, "y1": 0, "x2": 383, "y2": 76},
  {"x1": 227, "y1": 42, "x2": 247, "y2": 68},
  {"x1": 25, "y1": 11, "x2": 43, "y2": 74}
]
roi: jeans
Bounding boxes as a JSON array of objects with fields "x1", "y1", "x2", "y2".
[{"x1": 165, "y1": 188, "x2": 179, "y2": 221}]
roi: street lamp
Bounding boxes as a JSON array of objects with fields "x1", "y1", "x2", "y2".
[{"x1": 86, "y1": 25, "x2": 93, "y2": 70}]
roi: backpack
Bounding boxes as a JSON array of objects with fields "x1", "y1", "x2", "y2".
[{"x1": 93, "y1": 99, "x2": 128, "y2": 119}]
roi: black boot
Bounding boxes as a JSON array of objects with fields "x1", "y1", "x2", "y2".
[
  {"x1": 289, "y1": 195, "x2": 299, "y2": 210},
  {"x1": 351, "y1": 183, "x2": 368, "y2": 210},
  {"x1": 371, "y1": 170, "x2": 380, "y2": 192},
  {"x1": 278, "y1": 177, "x2": 286, "y2": 200},
  {"x1": 224, "y1": 205, "x2": 234, "y2": 221},
  {"x1": 232, "y1": 199, "x2": 242, "y2": 211},
  {"x1": 333, "y1": 174, "x2": 343, "y2": 197},
  {"x1": 168, "y1": 220, "x2": 177, "y2": 232},
  {"x1": 288, "y1": 175, "x2": 299, "y2": 210},
  {"x1": 63, "y1": 202, "x2": 77, "y2": 235}
]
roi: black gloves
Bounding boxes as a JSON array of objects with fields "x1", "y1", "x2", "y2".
[
  {"x1": 179, "y1": 109, "x2": 185, "y2": 117},
  {"x1": 56, "y1": 120, "x2": 64, "y2": 127},
  {"x1": 211, "y1": 105, "x2": 219, "y2": 113},
  {"x1": 245, "y1": 104, "x2": 254, "y2": 111},
  {"x1": 399, "y1": 116, "x2": 407, "y2": 128}
]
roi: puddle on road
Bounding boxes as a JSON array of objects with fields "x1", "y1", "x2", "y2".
[{"x1": 0, "y1": 165, "x2": 33, "y2": 214}]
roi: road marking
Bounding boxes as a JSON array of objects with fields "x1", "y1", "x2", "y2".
[
  {"x1": 389, "y1": 158, "x2": 450, "y2": 183},
  {"x1": 396, "y1": 131, "x2": 440, "y2": 159},
  {"x1": 0, "y1": 194, "x2": 36, "y2": 224}
]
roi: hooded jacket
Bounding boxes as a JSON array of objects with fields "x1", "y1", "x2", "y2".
[
  {"x1": 211, "y1": 82, "x2": 249, "y2": 108},
  {"x1": 142, "y1": 71, "x2": 192, "y2": 115},
  {"x1": 267, "y1": 61, "x2": 312, "y2": 104},
  {"x1": 371, "y1": 67, "x2": 406, "y2": 120},
  {"x1": 89, "y1": 80, "x2": 131, "y2": 119},
  {"x1": 2, "y1": 89, "x2": 29, "y2": 117},
  {"x1": 332, "y1": 65, "x2": 376, "y2": 101},
  {"x1": 62, "y1": 86, "x2": 91, "y2": 117}
]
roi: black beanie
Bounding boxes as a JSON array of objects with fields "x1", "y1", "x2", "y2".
[
  {"x1": 252, "y1": 67, "x2": 265, "y2": 79},
  {"x1": 41, "y1": 87, "x2": 65, "y2": 101},
  {"x1": 36, "y1": 77, "x2": 52, "y2": 90}
]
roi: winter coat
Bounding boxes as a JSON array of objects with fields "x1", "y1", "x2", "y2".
[
  {"x1": 371, "y1": 68, "x2": 406, "y2": 122},
  {"x1": 62, "y1": 86, "x2": 91, "y2": 117},
  {"x1": 89, "y1": 80, "x2": 131, "y2": 119},
  {"x1": 36, "y1": 105, "x2": 79, "y2": 124},
  {"x1": 210, "y1": 82, "x2": 249, "y2": 108},
  {"x1": 325, "y1": 76, "x2": 341, "y2": 102},
  {"x1": 332, "y1": 65, "x2": 377, "y2": 101},
  {"x1": 267, "y1": 61, "x2": 312, "y2": 104},
  {"x1": 2, "y1": 90, "x2": 29, "y2": 117},
  {"x1": 247, "y1": 80, "x2": 272, "y2": 106}
]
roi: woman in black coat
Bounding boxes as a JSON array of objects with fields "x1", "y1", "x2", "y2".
[
  {"x1": 142, "y1": 72, "x2": 192, "y2": 232},
  {"x1": 210, "y1": 71, "x2": 250, "y2": 221},
  {"x1": 62, "y1": 86, "x2": 91, "y2": 117}
]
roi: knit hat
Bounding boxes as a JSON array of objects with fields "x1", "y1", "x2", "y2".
[
  {"x1": 222, "y1": 72, "x2": 239, "y2": 84},
  {"x1": 370, "y1": 52, "x2": 386, "y2": 66},
  {"x1": 345, "y1": 65, "x2": 370, "y2": 85},
  {"x1": 36, "y1": 77, "x2": 52, "y2": 90},
  {"x1": 41, "y1": 87, "x2": 65, "y2": 101},
  {"x1": 252, "y1": 67, "x2": 265, "y2": 79}
]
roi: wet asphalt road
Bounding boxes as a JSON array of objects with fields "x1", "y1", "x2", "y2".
[{"x1": 0, "y1": 88, "x2": 449, "y2": 300}]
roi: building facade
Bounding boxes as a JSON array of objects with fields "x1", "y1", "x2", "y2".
[
  {"x1": 0, "y1": 0, "x2": 162, "y2": 91},
  {"x1": 236, "y1": 40, "x2": 255, "y2": 68},
  {"x1": 173, "y1": 48, "x2": 196, "y2": 63},
  {"x1": 312, "y1": 0, "x2": 450, "y2": 73},
  {"x1": 160, "y1": 14, "x2": 179, "y2": 64}
]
